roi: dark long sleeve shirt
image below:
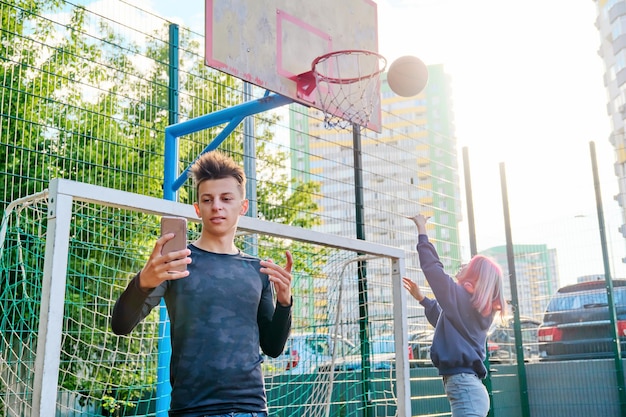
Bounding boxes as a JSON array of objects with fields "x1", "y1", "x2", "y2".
[
  {"x1": 417, "y1": 234, "x2": 493, "y2": 379},
  {"x1": 111, "y1": 245, "x2": 292, "y2": 416}
]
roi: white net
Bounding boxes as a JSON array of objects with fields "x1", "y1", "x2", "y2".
[
  {"x1": 313, "y1": 50, "x2": 386, "y2": 130},
  {"x1": 301, "y1": 255, "x2": 399, "y2": 417}
]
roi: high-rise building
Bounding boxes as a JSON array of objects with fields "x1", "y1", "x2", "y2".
[{"x1": 592, "y1": 0, "x2": 626, "y2": 263}]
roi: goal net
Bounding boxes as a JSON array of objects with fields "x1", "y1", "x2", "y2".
[{"x1": 0, "y1": 178, "x2": 410, "y2": 417}]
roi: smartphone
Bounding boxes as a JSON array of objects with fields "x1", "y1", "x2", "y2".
[{"x1": 160, "y1": 216, "x2": 188, "y2": 272}]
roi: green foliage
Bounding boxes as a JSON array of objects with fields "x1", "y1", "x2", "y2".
[
  {"x1": 0, "y1": 0, "x2": 63, "y2": 203},
  {"x1": 101, "y1": 394, "x2": 137, "y2": 416}
]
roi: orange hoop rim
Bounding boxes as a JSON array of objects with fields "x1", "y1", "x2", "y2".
[{"x1": 311, "y1": 49, "x2": 387, "y2": 85}]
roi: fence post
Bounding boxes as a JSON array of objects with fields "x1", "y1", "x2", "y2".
[
  {"x1": 589, "y1": 141, "x2": 626, "y2": 417},
  {"x1": 499, "y1": 162, "x2": 531, "y2": 417}
]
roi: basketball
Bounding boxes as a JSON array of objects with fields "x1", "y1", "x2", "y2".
[{"x1": 387, "y1": 55, "x2": 429, "y2": 97}]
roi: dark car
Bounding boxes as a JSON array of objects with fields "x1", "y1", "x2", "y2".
[
  {"x1": 406, "y1": 318, "x2": 540, "y2": 366},
  {"x1": 537, "y1": 279, "x2": 626, "y2": 361},
  {"x1": 487, "y1": 316, "x2": 540, "y2": 363}
]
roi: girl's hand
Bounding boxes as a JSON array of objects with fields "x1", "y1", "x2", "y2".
[{"x1": 403, "y1": 277, "x2": 425, "y2": 302}]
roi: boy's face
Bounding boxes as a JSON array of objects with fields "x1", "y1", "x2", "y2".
[{"x1": 193, "y1": 177, "x2": 248, "y2": 236}]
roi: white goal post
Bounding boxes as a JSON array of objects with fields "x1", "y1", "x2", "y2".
[{"x1": 12, "y1": 178, "x2": 410, "y2": 417}]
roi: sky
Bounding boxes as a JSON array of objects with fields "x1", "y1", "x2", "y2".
[
  {"x1": 110, "y1": 0, "x2": 625, "y2": 283},
  {"x1": 375, "y1": 0, "x2": 624, "y2": 283}
]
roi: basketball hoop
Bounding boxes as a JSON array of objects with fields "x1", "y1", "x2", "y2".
[{"x1": 298, "y1": 50, "x2": 386, "y2": 130}]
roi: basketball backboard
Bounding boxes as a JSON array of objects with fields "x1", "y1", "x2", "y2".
[{"x1": 205, "y1": 0, "x2": 382, "y2": 131}]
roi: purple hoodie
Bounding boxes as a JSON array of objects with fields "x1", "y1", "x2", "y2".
[{"x1": 417, "y1": 234, "x2": 493, "y2": 378}]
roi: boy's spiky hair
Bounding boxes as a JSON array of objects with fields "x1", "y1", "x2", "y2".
[{"x1": 190, "y1": 151, "x2": 246, "y2": 197}]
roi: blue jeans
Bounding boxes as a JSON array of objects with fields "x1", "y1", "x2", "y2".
[
  {"x1": 442, "y1": 373, "x2": 489, "y2": 417},
  {"x1": 204, "y1": 413, "x2": 267, "y2": 417}
]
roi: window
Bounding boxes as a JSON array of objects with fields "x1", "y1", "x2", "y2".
[{"x1": 547, "y1": 287, "x2": 626, "y2": 312}]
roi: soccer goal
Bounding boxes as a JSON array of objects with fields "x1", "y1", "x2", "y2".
[{"x1": 0, "y1": 178, "x2": 410, "y2": 417}]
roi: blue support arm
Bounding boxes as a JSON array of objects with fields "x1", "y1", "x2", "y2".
[{"x1": 163, "y1": 93, "x2": 293, "y2": 196}]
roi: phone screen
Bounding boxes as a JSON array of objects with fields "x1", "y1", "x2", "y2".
[{"x1": 160, "y1": 216, "x2": 188, "y2": 271}]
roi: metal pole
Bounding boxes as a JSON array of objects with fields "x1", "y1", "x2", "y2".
[
  {"x1": 352, "y1": 123, "x2": 372, "y2": 417},
  {"x1": 156, "y1": 23, "x2": 179, "y2": 416},
  {"x1": 32, "y1": 187, "x2": 73, "y2": 417},
  {"x1": 589, "y1": 141, "x2": 626, "y2": 416},
  {"x1": 462, "y1": 147, "x2": 478, "y2": 256},
  {"x1": 243, "y1": 82, "x2": 258, "y2": 256},
  {"x1": 462, "y1": 147, "x2": 495, "y2": 417},
  {"x1": 499, "y1": 162, "x2": 530, "y2": 417}
]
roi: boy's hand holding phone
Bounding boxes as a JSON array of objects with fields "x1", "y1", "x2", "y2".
[
  {"x1": 138, "y1": 217, "x2": 191, "y2": 291},
  {"x1": 160, "y1": 216, "x2": 189, "y2": 272}
]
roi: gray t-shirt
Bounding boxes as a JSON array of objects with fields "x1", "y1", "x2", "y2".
[{"x1": 111, "y1": 245, "x2": 292, "y2": 416}]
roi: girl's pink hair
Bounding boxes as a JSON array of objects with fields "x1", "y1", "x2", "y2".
[{"x1": 463, "y1": 255, "x2": 506, "y2": 317}]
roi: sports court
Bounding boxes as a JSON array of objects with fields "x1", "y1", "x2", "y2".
[{"x1": 1, "y1": 1, "x2": 624, "y2": 417}]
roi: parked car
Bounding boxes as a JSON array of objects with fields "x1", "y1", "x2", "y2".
[
  {"x1": 486, "y1": 315, "x2": 541, "y2": 363},
  {"x1": 537, "y1": 279, "x2": 626, "y2": 361},
  {"x1": 262, "y1": 333, "x2": 357, "y2": 375},
  {"x1": 404, "y1": 317, "x2": 541, "y2": 366},
  {"x1": 317, "y1": 334, "x2": 416, "y2": 372},
  {"x1": 408, "y1": 330, "x2": 434, "y2": 367}
]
